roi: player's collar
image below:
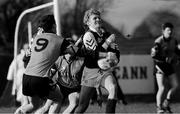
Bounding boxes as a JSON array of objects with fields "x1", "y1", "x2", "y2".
[
  {"x1": 89, "y1": 27, "x2": 102, "y2": 37},
  {"x1": 162, "y1": 35, "x2": 172, "y2": 42}
]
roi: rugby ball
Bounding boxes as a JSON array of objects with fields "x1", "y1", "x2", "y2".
[{"x1": 98, "y1": 53, "x2": 118, "y2": 70}]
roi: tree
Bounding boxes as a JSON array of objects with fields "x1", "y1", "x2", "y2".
[
  {"x1": 59, "y1": 0, "x2": 113, "y2": 37},
  {"x1": 142, "y1": 10, "x2": 180, "y2": 39},
  {"x1": 0, "y1": 0, "x2": 50, "y2": 53}
]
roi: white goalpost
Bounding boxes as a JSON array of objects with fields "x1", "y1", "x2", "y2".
[
  {"x1": 27, "y1": 22, "x2": 32, "y2": 44},
  {"x1": 53, "y1": 0, "x2": 61, "y2": 36}
]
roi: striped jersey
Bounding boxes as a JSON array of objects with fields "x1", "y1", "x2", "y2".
[{"x1": 82, "y1": 29, "x2": 120, "y2": 68}]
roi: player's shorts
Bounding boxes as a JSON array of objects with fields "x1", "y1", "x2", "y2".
[
  {"x1": 22, "y1": 74, "x2": 51, "y2": 98},
  {"x1": 81, "y1": 67, "x2": 113, "y2": 88},
  {"x1": 155, "y1": 62, "x2": 175, "y2": 76},
  {"x1": 57, "y1": 82, "x2": 81, "y2": 98}
]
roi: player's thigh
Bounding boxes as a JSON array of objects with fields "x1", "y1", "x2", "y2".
[
  {"x1": 156, "y1": 73, "x2": 166, "y2": 88},
  {"x1": 103, "y1": 74, "x2": 117, "y2": 91},
  {"x1": 48, "y1": 84, "x2": 63, "y2": 102}
]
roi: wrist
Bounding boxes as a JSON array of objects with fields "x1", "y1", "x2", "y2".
[
  {"x1": 102, "y1": 42, "x2": 108, "y2": 49},
  {"x1": 106, "y1": 34, "x2": 115, "y2": 45}
]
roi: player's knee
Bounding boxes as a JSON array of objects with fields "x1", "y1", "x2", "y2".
[
  {"x1": 69, "y1": 92, "x2": 79, "y2": 99},
  {"x1": 69, "y1": 92, "x2": 79, "y2": 102},
  {"x1": 158, "y1": 86, "x2": 165, "y2": 92},
  {"x1": 172, "y1": 82, "x2": 179, "y2": 90},
  {"x1": 69, "y1": 99, "x2": 78, "y2": 107}
]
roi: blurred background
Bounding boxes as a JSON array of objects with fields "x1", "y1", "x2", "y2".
[{"x1": 0, "y1": 0, "x2": 180, "y2": 111}]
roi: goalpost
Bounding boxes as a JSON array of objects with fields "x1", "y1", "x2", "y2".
[{"x1": 13, "y1": 0, "x2": 61, "y2": 77}]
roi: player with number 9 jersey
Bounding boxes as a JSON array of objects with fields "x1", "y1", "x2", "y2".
[
  {"x1": 25, "y1": 33, "x2": 64, "y2": 77},
  {"x1": 22, "y1": 14, "x2": 78, "y2": 101}
]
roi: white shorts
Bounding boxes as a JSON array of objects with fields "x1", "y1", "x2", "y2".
[{"x1": 81, "y1": 67, "x2": 113, "y2": 88}]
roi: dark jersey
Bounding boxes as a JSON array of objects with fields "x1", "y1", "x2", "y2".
[
  {"x1": 82, "y1": 29, "x2": 120, "y2": 68},
  {"x1": 151, "y1": 35, "x2": 180, "y2": 75},
  {"x1": 54, "y1": 55, "x2": 84, "y2": 89},
  {"x1": 151, "y1": 35, "x2": 180, "y2": 64}
]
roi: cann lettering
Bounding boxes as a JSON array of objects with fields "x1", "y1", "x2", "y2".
[{"x1": 114, "y1": 66, "x2": 147, "y2": 80}]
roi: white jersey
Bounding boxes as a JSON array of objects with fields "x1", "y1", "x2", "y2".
[{"x1": 25, "y1": 33, "x2": 64, "y2": 77}]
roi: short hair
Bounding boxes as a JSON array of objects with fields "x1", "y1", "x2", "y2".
[
  {"x1": 38, "y1": 14, "x2": 55, "y2": 32},
  {"x1": 83, "y1": 8, "x2": 101, "y2": 26},
  {"x1": 162, "y1": 22, "x2": 174, "y2": 30}
]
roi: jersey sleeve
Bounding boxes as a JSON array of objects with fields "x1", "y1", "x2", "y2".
[
  {"x1": 82, "y1": 32, "x2": 99, "y2": 59},
  {"x1": 83, "y1": 32, "x2": 97, "y2": 50}
]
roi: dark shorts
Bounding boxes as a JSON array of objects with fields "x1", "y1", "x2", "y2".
[
  {"x1": 57, "y1": 81, "x2": 81, "y2": 97},
  {"x1": 155, "y1": 62, "x2": 175, "y2": 76},
  {"x1": 22, "y1": 74, "x2": 51, "y2": 98}
]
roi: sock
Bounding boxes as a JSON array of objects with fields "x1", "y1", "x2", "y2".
[{"x1": 105, "y1": 99, "x2": 117, "y2": 113}]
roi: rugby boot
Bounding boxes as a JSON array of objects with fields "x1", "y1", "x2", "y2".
[
  {"x1": 163, "y1": 99, "x2": 173, "y2": 113},
  {"x1": 157, "y1": 106, "x2": 165, "y2": 114},
  {"x1": 164, "y1": 106, "x2": 173, "y2": 113}
]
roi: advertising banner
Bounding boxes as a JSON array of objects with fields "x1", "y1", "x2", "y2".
[{"x1": 113, "y1": 55, "x2": 155, "y2": 94}]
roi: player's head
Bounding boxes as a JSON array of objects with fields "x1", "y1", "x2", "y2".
[
  {"x1": 38, "y1": 14, "x2": 56, "y2": 34},
  {"x1": 162, "y1": 22, "x2": 174, "y2": 39},
  {"x1": 83, "y1": 8, "x2": 102, "y2": 30}
]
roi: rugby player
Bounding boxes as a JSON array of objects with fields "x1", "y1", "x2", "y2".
[
  {"x1": 74, "y1": 8, "x2": 120, "y2": 113},
  {"x1": 151, "y1": 22, "x2": 180, "y2": 113},
  {"x1": 15, "y1": 14, "x2": 79, "y2": 114}
]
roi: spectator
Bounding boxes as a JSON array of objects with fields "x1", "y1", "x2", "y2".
[{"x1": 7, "y1": 43, "x2": 29, "y2": 106}]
